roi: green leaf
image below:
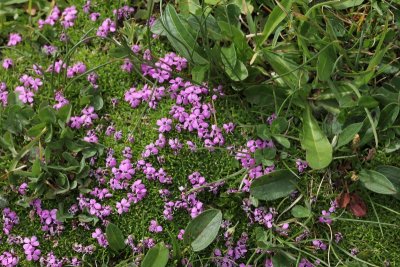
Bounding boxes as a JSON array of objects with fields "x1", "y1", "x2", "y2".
[
  {"x1": 255, "y1": 148, "x2": 276, "y2": 164},
  {"x1": 378, "y1": 103, "x2": 399, "y2": 130},
  {"x1": 272, "y1": 251, "x2": 293, "y2": 267},
  {"x1": 272, "y1": 135, "x2": 290, "y2": 149},
  {"x1": 91, "y1": 95, "x2": 104, "y2": 111},
  {"x1": 263, "y1": 51, "x2": 308, "y2": 89},
  {"x1": 141, "y1": 243, "x2": 169, "y2": 267},
  {"x1": 221, "y1": 44, "x2": 248, "y2": 81},
  {"x1": 178, "y1": 0, "x2": 201, "y2": 16},
  {"x1": 317, "y1": 44, "x2": 336, "y2": 81},
  {"x1": 39, "y1": 106, "x2": 56, "y2": 124},
  {"x1": 27, "y1": 123, "x2": 47, "y2": 137},
  {"x1": 330, "y1": 0, "x2": 364, "y2": 10},
  {"x1": 291, "y1": 205, "x2": 312, "y2": 218},
  {"x1": 376, "y1": 166, "x2": 400, "y2": 198},
  {"x1": 161, "y1": 4, "x2": 208, "y2": 65},
  {"x1": 359, "y1": 169, "x2": 397, "y2": 195},
  {"x1": 184, "y1": 209, "x2": 222, "y2": 252},
  {"x1": 105, "y1": 223, "x2": 126, "y2": 252},
  {"x1": 301, "y1": 107, "x2": 332, "y2": 170},
  {"x1": 191, "y1": 65, "x2": 208, "y2": 83},
  {"x1": 357, "y1": 96, "x2": 379, "y2": 108},
  {"x1": 336, "y1": 122, "x2": 363, "y2": 148},
  {"x1": 250, "y1": 170, "x2": 298, "y2": 201},
  {"x1": 58, "y1": 104, "x2": 72, "y2": 123},
  {"x1": 0, "y1": 195, "x2": 8, "y2": 209},
  {"x1": 270, "y1": 118, "x2": 288, "y2": 134},
  {"x1": 259, "y1": 0, "x2": 294, "y2": 45}
]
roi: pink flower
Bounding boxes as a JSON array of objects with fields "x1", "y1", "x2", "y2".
[{"x1": 7, "y1": 33, "x2": 22, "y2": 46}]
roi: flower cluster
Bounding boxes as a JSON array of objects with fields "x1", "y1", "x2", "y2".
[
  {"x1": 2, "y1": 208, "x2": 19, "y2": 235},
  {"x1": 318, "y1": 200, "x2": 338, "y2": 225},
  {"x1": 23, "y1": 236, "x2": 41, "y2": 261},
  {"x1": 0, "y1": 82, "x2": 8, "y2": 107},
  {"x1": 0, "y1": 251, "x2": 18, "y2": 267},
  {"x1": 14, "y1": 74, "x2": 43, "y2": 104},
  {"x1": 67, "y1": 62, "x2": 87, "y2": 78},
  {"x1": 113, "y1": 6, "x2": 135, "y2": 20},
  {"x1": 96, "y1": 18, "x2": 116, "y2": 37},
  {"x1": 7, "y1": 33, "x2": 22, "y2": 46},
  {"x1": 38, "y1": 6, "x2": 61, "y2": 28},
  {"x1": 61, "y1": 6, "x2": 78, "y2": 28},
  {"x1": 70, "y1": 106, "x2": 98, "y2": 129},
  {"x1": 2, "y1": 58, "x2": 13, "y2": 69},
  {"x1": 53, "y1": 91, "x2": 69, "y2": 110}
]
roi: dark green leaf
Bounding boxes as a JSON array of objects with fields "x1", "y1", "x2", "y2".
[
  {"x1": 191, "y1": 65, "x2": 208, "y2": 83},
  {"x1": 161, "y1": 4, "x2": 208, "y2": 65},
  {"x1": 39, "y1": 106, "x2": 56, "y2": 124},
  {"x1": 250, "y1": 170, "x2": 298, "y2": 201},
  {"x1": 273, "y1": 135, "x2": 290, "y2": 148},
  {"x1": 291, "y1": 205, "x2": 312, "y2": 218},
  {"x1": 301, "y1": 107, "x2": 332, "y2": 170},
  {"x1": 317, "y1": 44, "x2": 336, "y2": 81},
  {"x1": 263, "y1": 51, "x2": 308, "y2": 89},
  {"x1": 359, "y1": 169, "x2": 397, "y2": 195},
  {"x1": 91, "y1": 95, "x2": 104, "y2": 111},
  {"x1": 259, "y1": 0, "x2": 294, "y2": 45},
  {"x1": 141, "y1": 242, "x2": 169, "y2": 267},
  {"x1": 336, "y1": 122, "x2": 363, "y2": 148},
  {"x1": 184, "y1": 209, "x2": 222, "y2": 251},
  {"x1": 358, "y1": 96, "x2": 379, "y2": 108},
  {"x1": 106, "y1": 223, "x2": 126, "y2": 251},
  {"x1": 378, "y1": 103, "x2": 399, "y2": 130}
]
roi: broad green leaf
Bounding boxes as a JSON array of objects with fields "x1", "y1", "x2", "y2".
[
  {"x1": 317, "y1": 44, "x2": 336, "y2": 81},
  {"x1": 187, "y1": 14, "x2": 223, "y2": 41},
  {"x1": 378, "y1": 103, "x2": 399, "y2": 130},
  {"x1": 270, "y1": 118, "x2": 288, "y2": 134},
  {"x1": 376, "y1": 166, "x2": 400, "y2": 199},
  {"x1": 179, "y1": 0, "x2": 201, "y2": 16},
  {"x1": 141, "y1": 242, "x2": 169, "y2": 267},
  {"x1": 263, "y1": 51, "x2": 308, "y2": 89},
  {"x1": 359, "y1": 169, "x2": 397, "y2": 195},
  {"x1": 226, "y1": 60, "x2": 248, "y2": 81},
  {"x1": 336, "y1": 122, "x2": 363, "y2": 148},
  {"x1": 184, "y1": 209, "x2": 222, "y2": 251},
  {"x1": 91, "y1": 95, "x2": 104, "y2": 111},
  {"x1": 39, "y1": 106, "x2": 56, "y2": 124},
  {"x1": 250, "y1": 170, "x2": 298, "y2": 201},
  {"x1": 357, "y1": 96, "x2": 379, "y2": 108},
  {"x1": 259, "y1": 0, "x2": 294, "y2": 45},
  {"x1": 161, "y1": 4, "x2": 208, "y2": 65},
  {"x1": 301, "y1": 107, "x2": 332, "y2": 169},
  {"x1": 191, "y1": 65, "x2": 208, "y2": 83},
  {"x1": 27, "y1": 123, "x2": 47, "y2": 137},
  {"x1": 221, "y1": 45, "x2": 237, "y2": 72},
  {"x1": 255, "y1": 148, "x2": 276, "y2": 164},
  {"x1": 291, "y1": 205, "x2": 312, "y2": 218},
  {"x1": 105, "y1": 223, "x2": 126, "y2": 251},
  {"x1": 57, "y1": 104, "x2": 72, "y2": 123},
  {"x1": 272, "y1": 251, "x2": 293, "y2": 266},
  {"x1": 330, "y1": 0, "x2": 364, "y2": 10},
  {"x1": 273, "y1": 135, "x2": 290, "y2": 148}
]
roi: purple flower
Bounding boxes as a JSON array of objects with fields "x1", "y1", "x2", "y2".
[
  {"x1": 7, "y1": 33, "x2": 22, "y2": 46},
  {"x1": 0, "y1": 251, "x2": 19, "y2": 267},
  {"x1": 296, "y1": 159, "x2": 308, "y2": 173},
  {"x1": 157, "y1": 118, "x2": 172, "y2": 133},
  {"x1": 116, "y1": 198, "x2": 130, "y2": 214},
  {"x1": 2, "y1": 58, "x2": 13, "y2": 69},
  {"x1": 149, "y1": 220, "x2": 163, "y2": 233},
  {"x1": 61, "y1": 6, "x2": 78, "y2": 28},
  {"x1": 89, "y1": 12, "x2": 100, "y2": 21},
  {"x1": 312, "y1": 240, "x2": 327, "y2": 251}
]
